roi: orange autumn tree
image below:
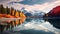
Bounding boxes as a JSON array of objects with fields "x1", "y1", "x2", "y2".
[{"x1": 0, "y1": 4, "x2": 26, "y2": 18}]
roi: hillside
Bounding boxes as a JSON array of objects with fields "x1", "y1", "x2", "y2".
[
  {"x1": 44, "y1": 6, "x2": 60, "y2": 17},
  {"x1": 48, "y1": 6, "x2": 60, "y2": 17}
]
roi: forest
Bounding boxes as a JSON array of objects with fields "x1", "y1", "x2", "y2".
[{"x1": 0, "y1": 4, "x2": 26, "y2": 18}]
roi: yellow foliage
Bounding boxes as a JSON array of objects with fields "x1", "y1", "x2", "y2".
[
  {"x1": 11, "y1": 10, "x2": 26, "y2": 18},
  {"x1": 15, "y1": 11, "x2": 19, "y2": 17},
  {"x1": 20, "y1": 12, "x2": 26, "y2": 18},
  {"x1": 12, "y1": 10, "x2": 14, "y2": 16}
]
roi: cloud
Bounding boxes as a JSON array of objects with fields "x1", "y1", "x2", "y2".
[
  {"x1": 4, "y1": 3, "x2": 49, "y2": 13},
  {"x1": 25, "y1": 0, "x2": 60, "y2": 13},
  {"x1": 0, "y1": 0, "x2": 23, "y2": 8},
  {"x1": 0, "y1": 0, "x2": 60, "y2": 13},
  {"x1": 43, "y1": 0, "x2": 60, "y2": 13},
  {"x1": 6, "y1": 0, "x2": 60, "y2": 13},
  {"x1": 24, "y1": 0, "x2": 60, "y2": 13},
  {"x1": 15, "y1": 0, "x2": 55, "y2": 5},
  {"x1": 0, "y1": 0, "x2": 23, "y2": 4}
]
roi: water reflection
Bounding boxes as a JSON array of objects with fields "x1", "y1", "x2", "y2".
[
  {"x1": 13, "y1": 18, "x2": 60, "y2": 34},
  {"x1": 45, "y1": 19, "x2": 60, "y2": 29},
  {"x1": 0, "y1": 18, "x2": 60, "y2": 34},
  {"x1": 0, "y1": 18, "x2": 26, "y2": 33}
]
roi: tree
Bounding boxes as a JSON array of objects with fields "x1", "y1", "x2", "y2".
[
  {"x1": 0, "y1": 4, "x2": 4, "y2": 14},
  {"x1": 0, "y1": 5, "x2": 1, "y2": 13},
  {"x1": 6, "y1": 6, "x2": 10, "y2": 14},
  {"x1": 10, "y1": 7, "x2": 14, "y2": 15},
  {"x1": 14, "y1": 10, "x2": 16, "y2": 16}
]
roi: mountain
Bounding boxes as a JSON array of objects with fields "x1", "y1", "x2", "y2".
[
  {"x1": 32, "y1": 10, "x2": 44, "y2": 16},
  {"x1": 21, "y1": 8, "x2": 32, "y2": 17},
  {"x1": 48, "y1": 6, "x2": 60, "y2": 17},
  {"x1": 21, "y1": 8, "x2": 45, "y2": 17},
  {"x1": 25, "y1": 12, "x2": 32, "y2": 17}
]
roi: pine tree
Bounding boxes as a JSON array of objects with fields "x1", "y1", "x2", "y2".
[
  {"x1": 0, "y1": 4, "x2": 4, "y2": 14},
  {"x1": 0, "y1": 5, "x2": 1, "y2": 13},
  {"x1": 10, "y1": 7, "x2": 14, "y2": 15},
  {"x1": 6, "y1": 6, "x2": 10, "y2": 15}
]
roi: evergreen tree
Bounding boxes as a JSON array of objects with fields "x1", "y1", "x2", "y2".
[
  {"x1": 11, "y1": 7, "x2": 14, "y2": 15},
  {"x1": 0, "y1": 5, "x2": 1, "y2": 13},
  {"x1": 0, "y1": 4, "x2": 4, "y2": 14},
  {"x1": 6, "y1": 6, "x2": 9, "y2": 14}
]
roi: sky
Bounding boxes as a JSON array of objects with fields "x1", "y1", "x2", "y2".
[
  {"x1": 0, "y1": 0, "x2": 60, "y2": 34},
  {"x1": 0, "y1": 0, "x2": 60, "y2": 13}
]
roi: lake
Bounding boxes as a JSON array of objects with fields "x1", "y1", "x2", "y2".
[{"x1": 0, "y1": 18, "x2": 60, "y2": 34}]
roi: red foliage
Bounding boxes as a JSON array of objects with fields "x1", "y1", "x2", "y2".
[{"x1": 49, "y1": 6, "x2": 60, "y2": 17}]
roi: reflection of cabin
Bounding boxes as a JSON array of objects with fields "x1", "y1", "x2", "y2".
[{"x1": 0, "y1": 4, "x2": 26, "y2": 18}]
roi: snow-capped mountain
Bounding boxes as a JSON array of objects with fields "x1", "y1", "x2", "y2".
[{"x1": 21, "y1": 7, "x2": 45, "y2": 17}]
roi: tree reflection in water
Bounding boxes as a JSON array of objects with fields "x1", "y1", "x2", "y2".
[
  {"x1": 0, "y1": 18, "x2": 26, "y2": 33},
  {"x1": 44, "y1": 19, "x2": 60, "y2": 29}
]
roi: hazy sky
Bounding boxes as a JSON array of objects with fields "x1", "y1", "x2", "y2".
[{"x1": 0, "y1": 0, "x2": 60, "y2": 13}]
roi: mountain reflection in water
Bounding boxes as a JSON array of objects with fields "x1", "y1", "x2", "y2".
[
  {"x1": 45, "y1": 19, "x2": 60, "y2": 29},
  {"x1": 0, "y1": 18, "x2": 60, "y2": 34}
]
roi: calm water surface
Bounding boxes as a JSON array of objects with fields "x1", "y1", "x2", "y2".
[{"x1": 0, "y1": 18, "x2": 60, "y2": 34}]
